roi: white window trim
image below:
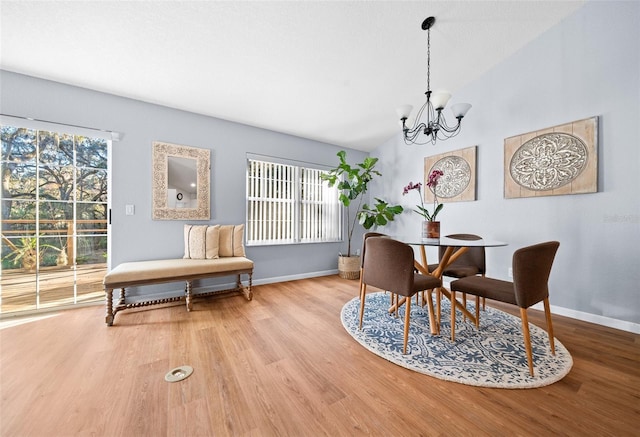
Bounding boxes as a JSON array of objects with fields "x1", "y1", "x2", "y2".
[{"x1": 246, "y1": 155, "x2": 342, "y2": 246}]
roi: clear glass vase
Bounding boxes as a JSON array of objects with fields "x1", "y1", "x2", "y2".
[{"x1": 422, "y1": 221, "x2": 440, "y2": 239}]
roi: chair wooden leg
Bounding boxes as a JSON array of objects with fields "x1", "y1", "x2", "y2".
[
  {"x1": 450, "y1": 290, "x2": 456, "y2": 342},
  {"x1": 403, "y1": 296, "x2": 411, "y2": 354},
  {"x1": 358, "y1": 268, "x2": 364, "y2": 301},
  {"x1": 520, "y1": 308, "x2": 534, "y2": 377},
  {"x1": 481, "y1": 274, "x2": 486, "y2": 311},
  {"x1": 543, "y1": 298, "x2": 556, "y2": 355},
  {"x1": 436, "y1": 288, "x2": 442, "y2": 327},
  {"x1": 358, "y1": 284, "x2": 367, "y2": 330},
  {"x1": 475, "y1": 295, "x2": 480, "y2": 328},
  {"x1": 462, "y1": 293, "x2": 467, "y2": 321},
  {"x1": 424, "y1": 288, "x2": 438, "y2": 336},
  {"x1": 394, "y1": 294, "x2": 398, "y2": 317}
]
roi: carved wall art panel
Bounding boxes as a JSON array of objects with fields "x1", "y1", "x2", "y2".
[
  {"x1": 424, "y1": 146, "x2": 476, "y2": 203},
  {"x1": 504, "y1": 117, "x2": 597, "y2": 199}
]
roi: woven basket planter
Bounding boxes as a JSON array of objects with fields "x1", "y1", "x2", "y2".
[{"x1": 338, "y1": 255, "x2": 361, "y2": 280}]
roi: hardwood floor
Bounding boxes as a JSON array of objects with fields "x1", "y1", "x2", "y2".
[{"x1": 1, "y1": 275, "x2": 638, "y2": 436}]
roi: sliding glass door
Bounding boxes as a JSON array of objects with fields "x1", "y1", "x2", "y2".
[{"x1": 1, "y1": 125, "x2": 109, "y2": 314}]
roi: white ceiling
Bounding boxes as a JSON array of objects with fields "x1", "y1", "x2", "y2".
[{"x1": 0, "y1": 1, "x2": 585, "y2": 151}]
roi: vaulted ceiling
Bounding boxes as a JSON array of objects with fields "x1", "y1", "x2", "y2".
[{"x1": 0, "y1": 1, "x2": 585, "y2": 151}]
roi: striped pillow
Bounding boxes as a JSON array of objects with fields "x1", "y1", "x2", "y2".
[
  {"x1": 183, "y1": 225, "x2": 207, "y2": 259},
  {"x1": 184, "y1": 224, "x2": 221, "y2": 259},
  {"x1": 205, "y1": 225, "x2": 220, "y2": 259},
  {"x1": 218, "y1": 224, "x2": 245, "y2": 257}
]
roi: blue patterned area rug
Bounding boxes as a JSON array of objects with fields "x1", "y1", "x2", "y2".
[{"x1": 341, "y1": 292, "x2": 573, "y2": 389}]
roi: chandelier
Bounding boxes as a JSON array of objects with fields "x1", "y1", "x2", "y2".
[{"x1": 396, "y1": 16, "x2": 472, "y2": 145}]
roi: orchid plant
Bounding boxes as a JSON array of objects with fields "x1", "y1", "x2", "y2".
[{"x1": 403, "y1": 169, "x2": 444, "y2": 221}]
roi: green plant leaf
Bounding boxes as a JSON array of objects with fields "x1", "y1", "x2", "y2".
[
  {"x1": 432, "y1": 203, "x2": 444, "y2": 220},
  {"x1": 388, "y1": 205, "x2": 404, "y2": 214},
  {"x1": 338, "y1": 193, "x2": 350, "y2": 207},
  {"x1": 360, "y1": 157, "x2": 378, "y2": 170},
  {"x1": 413, "y1": 208, "x2": 429, "y2": 220},
  {"x1": 337, "y1": 180, "x2": 350, "y2": 190},
  {"x1": 375, "y1": 215, "x2": 387, "y2": 226}
]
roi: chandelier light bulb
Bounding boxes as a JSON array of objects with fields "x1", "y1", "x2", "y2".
[
  {"x1": 396, "y1": 105, "x2": 413, "y2": 120},
  {"x1": 430, "y1": 91, "x2": 451, "y2": 111},
  {"x1": 451, "y1": 102, "x2": 472, "y2": 119}
]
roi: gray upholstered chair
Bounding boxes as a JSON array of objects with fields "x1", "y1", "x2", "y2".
[
  {"x1": 427, "y1": 233, "x2": 486, "y2": 321},
  {"x1": 428, "y1": 234, "x2": 486, "y2": 278},
  {"x1": 450, "y1": 241, "x2": 560, "y2": 376},
  {"x1": 359, "y1": 237, "x2": 442, "y2": 354},
  {"x1": 358, "y1": 232, "x2": 386, "y2": 303}
]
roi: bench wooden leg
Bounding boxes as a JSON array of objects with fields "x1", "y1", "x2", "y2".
[
  {"x1": 238, "y1": 273, "x2": 253, "y2": 301},
  {"x1": 186, "y1": 280, "x2": 193, "y2": 311},
  {"x1": 105, "y1": 288, "x2": 114, "y2": 326},
  {"x1": 117, "y1": 288, "x2": 126, "y2": 307}
]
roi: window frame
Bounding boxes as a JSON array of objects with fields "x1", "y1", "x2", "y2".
[
  {"x1": 245, "y1": 156, "x2": 342, "y2": 247},
  {"x1": 0, "y1": 118, "x2": 111, "y2": 314}
]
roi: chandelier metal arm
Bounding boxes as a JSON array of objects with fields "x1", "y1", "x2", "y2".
[
  {"x1": 401, "y1": 119, "x2": 427, "y2": 142},
  {"x1": 435, "y1": 115, "x2": 463, "y2": 134}
]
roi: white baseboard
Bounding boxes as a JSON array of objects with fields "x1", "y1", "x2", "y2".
[
  {"x1": 251, "y1": 269, "x2": 338, "y2": 286},
  {"x1": 530, "y1": 302, "x2": 640, "y2": 334}
]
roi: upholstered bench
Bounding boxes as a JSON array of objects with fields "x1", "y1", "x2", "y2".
[{"x1": 104, "y1": 224, "x2": 253, "y2": 326}]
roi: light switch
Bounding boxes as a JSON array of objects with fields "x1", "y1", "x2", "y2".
[{"x1": 125, "y1": 204, "x2": 135, "y2": 216}]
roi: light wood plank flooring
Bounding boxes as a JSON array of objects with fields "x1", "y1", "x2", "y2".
[{"x1": 1, "y1": 275, "x2": 638, "y2": 436}]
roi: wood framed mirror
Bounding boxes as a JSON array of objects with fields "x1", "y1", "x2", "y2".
[{"x1": 152, "y1": 141, "x2": 210, "y2": 220}]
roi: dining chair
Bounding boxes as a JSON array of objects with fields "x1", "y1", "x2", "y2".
[
  {"x1": 359, "y1": 237, "x2": 442, "y2": 354},
  {"x1": 427, "y1": 234, "x2": 486, "y2": 322},
  {"x1": 450, "y1": 241, "x2": 560, "y2": 376},
  {"x1": 358, "y1": 232, "x2": 386, "y2": 303}
]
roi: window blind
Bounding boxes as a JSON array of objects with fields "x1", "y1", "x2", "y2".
[{"x1": 246, "y1": 158, "x2": 341, "y2": 246}]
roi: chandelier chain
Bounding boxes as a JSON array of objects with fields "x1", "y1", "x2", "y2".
[{"x1": 426, "y1": 25, "x2": 431, "y2": 93}]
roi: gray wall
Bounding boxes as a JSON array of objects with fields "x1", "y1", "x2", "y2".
[
  {"x1": 0, "y1": 69, "x2": 369, "y2": 293},
  {"x1": 372, "y1": 1, "x2": 640, "y2": 330}
]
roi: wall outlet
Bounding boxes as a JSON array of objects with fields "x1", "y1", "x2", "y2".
[
  {"x1": 125, "y1": 204, "x2": 135, "y2": 216},
  {"x1": 508, "y1": 267, "x2": 513, "y2": 278}
]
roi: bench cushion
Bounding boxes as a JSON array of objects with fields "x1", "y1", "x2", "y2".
[{"x1": 103, "y1": 257, "x2": 253, "y2": 287}]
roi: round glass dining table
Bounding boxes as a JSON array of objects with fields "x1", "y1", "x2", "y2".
[{"x1": 391, "y1": 235, "x2": 508, "y2": 337}]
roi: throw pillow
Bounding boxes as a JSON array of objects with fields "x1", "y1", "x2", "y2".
[
  {"x1": 205, "y1": 225, "x2": 220, "y2": 259},
  {"x1": 183, "y1": 224, "x2": 208, "y2": 259},
  {"x1": 218, "y1": 224, "x2": 246, "y2": 257}
]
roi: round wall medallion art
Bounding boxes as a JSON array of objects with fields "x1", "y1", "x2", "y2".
[
  {"x1": 509, "y1": 133, "x2": 588, "y2": 191},
  {"x1": 431, "y1": 156, "x2": 471, "y2": 199}
]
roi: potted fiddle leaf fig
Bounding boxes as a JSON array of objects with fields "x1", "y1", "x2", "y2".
[{"x1": 321, "y1": 150, "x2": 403, "y2": 279}]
